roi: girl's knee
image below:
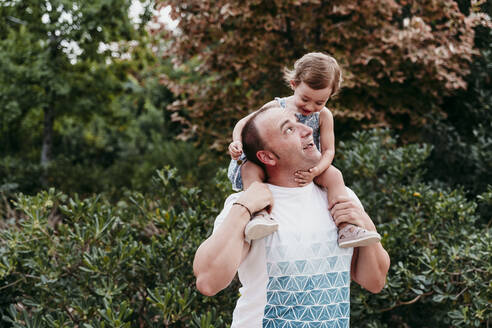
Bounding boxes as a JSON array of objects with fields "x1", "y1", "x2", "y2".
[
  {"x1": 316, "y1": 166, "x2": 344, "y2": 186},
  {"x1": 326, "y1": 166, "x2": 343, "y2": 181}
]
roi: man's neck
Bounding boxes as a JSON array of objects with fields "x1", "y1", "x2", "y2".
[{"x1": 265, "y1": 169, "x2": 303, "y2": 188}]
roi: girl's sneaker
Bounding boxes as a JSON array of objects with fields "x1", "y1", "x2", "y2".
[
  {"x1": 244, "y1": 210, "x2": 279, "y2": 241},
  {"x1": 338, "y1": 224, "x2": 381, "y2": 248}
]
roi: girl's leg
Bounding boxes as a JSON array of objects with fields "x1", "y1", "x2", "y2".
[
  {"x1": 314, "y1": 165, "x2": 348, "y2": 209},
  {"x1": 241, "y1": 161, "x2": 278, "y2": 241},
  {"x1": 241, "y1": 161, "x2": 266, "y2": 190},
  {"x1": 315, "y1": 166, "x2": 381, "y2": 248}
]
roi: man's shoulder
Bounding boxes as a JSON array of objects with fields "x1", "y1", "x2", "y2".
[{"x1": 314, "y1": 184, "x2": 363, "y2": 208}]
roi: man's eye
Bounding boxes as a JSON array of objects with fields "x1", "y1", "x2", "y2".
[{"x1": 286, "y1": 127, "x2": 294, "y2": 134}]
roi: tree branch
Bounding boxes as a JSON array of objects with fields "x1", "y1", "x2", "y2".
[{"x1": 379, "y1": 291, "x2": 433, "y2": 312}]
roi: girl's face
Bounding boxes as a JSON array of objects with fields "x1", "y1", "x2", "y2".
[{"x1": 291, "y1": 81, "x2": 332, "y2": 116}]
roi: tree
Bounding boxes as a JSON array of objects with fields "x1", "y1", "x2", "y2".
[
  {"x1": 161, "y1": 0, "x2": 490, "y2": 149},
  {"x1": 0, "y1": 0, "x2": 152, "y2": 184}
]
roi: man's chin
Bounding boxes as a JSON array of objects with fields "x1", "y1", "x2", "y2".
[{"x1": 305, "y1": 152, "x2": 322, "y2": 167}]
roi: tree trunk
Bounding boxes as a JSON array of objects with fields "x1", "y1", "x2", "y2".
[{"x1": 40, "y1": 106, "x2": 54, "y2": 186}]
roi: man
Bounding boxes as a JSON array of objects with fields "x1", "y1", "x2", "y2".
[{"x1": 193, "y1": 103, "x2": 390, "y2": 327}]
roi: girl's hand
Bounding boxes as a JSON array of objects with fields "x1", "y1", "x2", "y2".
[
  {"x1": 228, "y1": 141, "x2": 243, "y2": 160},
  {"x1": 294, "y1": 166, "x2": 320, "y2": 187}
]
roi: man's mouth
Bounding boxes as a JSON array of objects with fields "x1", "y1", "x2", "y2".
[{"x1": 303, "y1": 141, "x2": 315, "y2": 150}]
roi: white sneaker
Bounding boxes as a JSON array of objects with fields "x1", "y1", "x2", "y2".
[
  {"x1": 244, "y1": 210, "x2": 279, "y2": 241},
  {"x1": 338, "y1": 224, "x2": 381, "y2": 248}
]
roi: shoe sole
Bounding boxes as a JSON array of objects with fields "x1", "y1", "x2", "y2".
[
  {"x1": 338, "y1": 234, "x2": 381, "y2": 248},
  {"x1": 245, "y1": 223, "x2": 279, "y2": 241}
]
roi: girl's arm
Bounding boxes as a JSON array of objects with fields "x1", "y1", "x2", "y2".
[
  {"x1": 315, "y1": 107, "x2": 335, "y2": 174},
  {"x1": 229, "y1": 111, "x2": 259, "y2": 160}
]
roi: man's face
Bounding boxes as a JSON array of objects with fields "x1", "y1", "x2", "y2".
[{"x1": 256, "y1": 107, "x2": 321, "y2": 171}]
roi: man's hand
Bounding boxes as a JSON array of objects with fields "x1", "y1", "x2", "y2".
[
  {"x1": 229, "y1": 141, "x2": 243, "y2": 160},
  {"x1": 294, "y1": 166, "x2": 320, "y2": 187},
  {"x1": 330, "y1": 195, "x2": 376, "y2": 231},
  {"x1": 237, "y1": 181, "x2": 274, "y2": 214}
]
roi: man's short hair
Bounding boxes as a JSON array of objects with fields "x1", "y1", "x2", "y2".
[{"x1": 241, "y1": 102, "x2": 279, "y2": 167}]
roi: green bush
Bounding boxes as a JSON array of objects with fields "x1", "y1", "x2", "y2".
[
  {"x1": 0, "y1": 167, "x2": 234, "y2": 327},
  {"x1": 1, "y1": 131, "x2": 490, "y2": 327},
  {"x1": 337, "y1": 130, "x2": 491, "y2": 327}
]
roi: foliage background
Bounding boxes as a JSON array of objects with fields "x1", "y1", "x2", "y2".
[{"x1": 0, "y1": 0, "x2": 491, "y2": 327}]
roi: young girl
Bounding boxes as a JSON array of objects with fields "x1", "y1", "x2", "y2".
[{"x1": 228, "y1": 52, "x2": 381, "y2": 247}]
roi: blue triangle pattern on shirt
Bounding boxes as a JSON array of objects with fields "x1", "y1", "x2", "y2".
[
  {"x1": 340, "y1": 287, "x2": 349, "y2": 301},
  {"x1": 326, "y1": 289, "x2": 337, "y2": 304},
  {"x1": 338, "y1": 318, "x2": 349, "y2": 328},
  {"x1": 318, "y1": 274, "x2": 331, "y2": 289},
  {"x1": 296, "y1": 276, "x2": 308, "y2": 290},
  {"x1": 304, "y1": 277, "x2": 315, "y2": 290},
  {"x1": 324, "y1": 321, "x2": 337, "y2": 328},
  {"x1": 302, "y1": 292, "x2": 316, "y2": 306},
  {"x1": 264, "y1": 251, "x2": 352, "y2": 325},
  {"x1": 326, "y1": 272, "x2": 338, "y2": 287},
  {"x1": 290, "y1": 321, "x2": 304, "y2": 328},
  {"x1": 292, "y1": 305, "x2": 306, "y2": 320},
  {"x1": 268, "y1": 290, "x2": 281, "y2": 305},
  {"x1": 310, "y1": 305, "x2": 324, "y2": 320},
  {"x1": 310, "y1": 289, "x2": 323, "y2": 305},
  {"x1": 327, "y1": 256, "x2": 337, "y2": 270},
  {"x1": 264, "y1": 319, "x2": 276, "y2": 328},
  {"x1": 286, "y1": 277, "x2": 300, "y2": 291},
  {"x1": 341, "y1": 271, "x2": 350, "y2": 285},
  {"x1": 278, "y1": 261, "x2": 290, "y2": 275},
  {"x1": 295, "y1": 260, "x2": 307, "y2": 273},
  {"x1": 311, "y1": 274, "x2": 324, "y2": 289},
  {"x1": 264, "y1": 305, "x2": 276, "y2": 318},
  {"x1": 278, "y1": 276, "x2": 290, "y2": 290},
  {"x1": 299, "y1": 308, "x2": 315, "y2": 321},
  {"x1": 333, "y1": 289, "x2": 343, "y2": 303},
  {"x1": 285, "y1": 292, "x2": 297, "y2": 306},
  {"x1": 320, "y1": 305, "x2": 332, "y2": 320},
  {"x1": 326, "y1": 304, "x2": 337, "y2": 320},
  {"x1": 334, "y1": 272, "x2": 345, "y2": 288},
  {"x1": 278, "y1": 291, "x2": 290, "y2": 305},
  {"x1": 339, "y1": 303, "x2": 350, "y2": 317}
]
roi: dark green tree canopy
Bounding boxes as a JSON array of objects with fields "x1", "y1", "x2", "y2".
[{"x1": 0, "y1": 0, "x2": 152, "y2": 167}]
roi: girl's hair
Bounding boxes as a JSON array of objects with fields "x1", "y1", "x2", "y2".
[{"x1": 283, "y1": 52, "x2": 342, "y2": 95}]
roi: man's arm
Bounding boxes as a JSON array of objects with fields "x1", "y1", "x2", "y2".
[
  {"x1": 330, "y1": 195, "x2": 390, "y2": 293},
  {"x1": 193, "y1": 182, "x2": 273, "y2": 296}
]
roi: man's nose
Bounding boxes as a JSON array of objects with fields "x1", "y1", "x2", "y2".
[{"x1": 299, "y1": 123, "x2": 313, "y2": 137}]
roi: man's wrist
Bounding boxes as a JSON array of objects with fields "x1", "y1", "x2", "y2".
[{"x1": 232, "y1": 202, "x2": 253, "y2": 219}]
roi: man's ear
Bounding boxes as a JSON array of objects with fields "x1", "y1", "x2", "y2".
[{"x1": 256, "y1": 150, "x2": 276, "y2": 166}]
